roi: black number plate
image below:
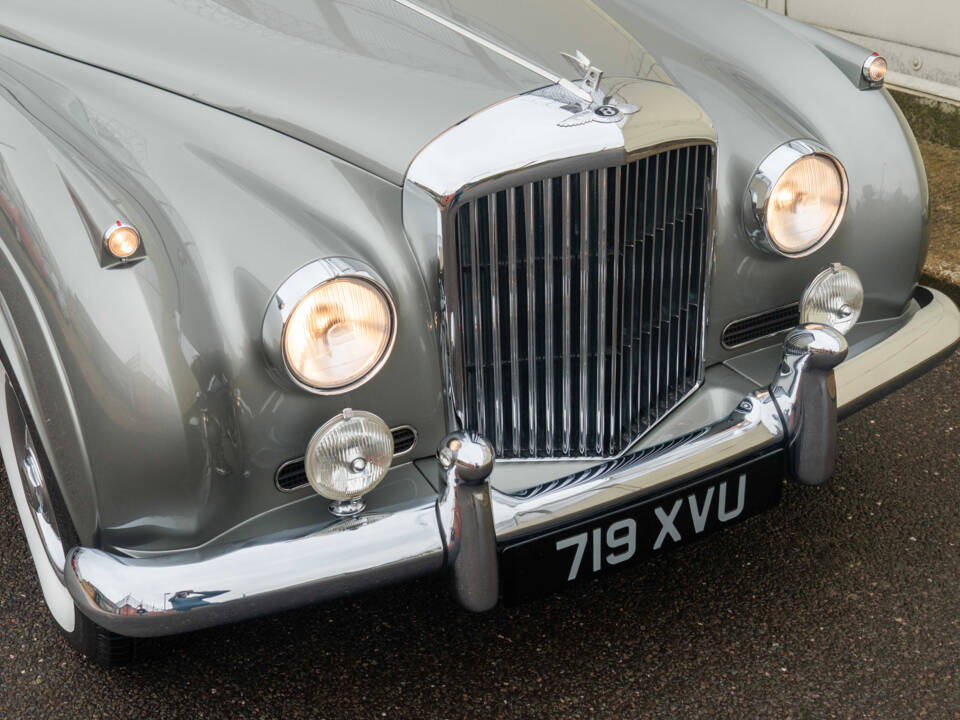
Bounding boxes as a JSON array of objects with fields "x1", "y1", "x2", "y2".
[{"x1": 499, "y1": 451, "x2": 784, "y2": 603}]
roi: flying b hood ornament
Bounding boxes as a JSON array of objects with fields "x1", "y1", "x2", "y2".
[{"x1": 554, "y1": 51, "x2": 640, "y2": 127}]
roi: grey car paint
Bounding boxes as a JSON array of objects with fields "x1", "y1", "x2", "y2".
[{"x1": 0, "y1": 0, "x2": 929, "y2": 553}]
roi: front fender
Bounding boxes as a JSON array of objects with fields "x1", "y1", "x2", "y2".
[
  {"x1": 0, "y1": 38, "x2": 447, "y2": 552},
  {"x1": 602, "y1": 0, "x2": 929, "y2": 361}
]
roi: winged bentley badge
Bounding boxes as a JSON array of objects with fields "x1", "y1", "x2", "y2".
[{"x1": 555, "y1": 50, "x2": 640, "y2": 127}]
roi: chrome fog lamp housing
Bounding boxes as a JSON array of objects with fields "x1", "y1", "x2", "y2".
[
  {"x1": 262, "y1": 258, "x2": 397, "y2": 394},
  {"x1": 800, "y1": 263, "x2": 863, "y2": 335},
  {"x1": 744, "y1": 140, "x2": 848, "y2": 257},
  {"x1": 305, "y1": 409, "x2": 394, "y2": 516}
]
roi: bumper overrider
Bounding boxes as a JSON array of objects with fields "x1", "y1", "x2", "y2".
[{"x1": 65, "y1": 287, "x2": 960, "y2": 637}]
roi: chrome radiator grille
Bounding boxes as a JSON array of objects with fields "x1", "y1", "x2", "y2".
[{"x1": 448, "y1": 143, "x2": 714, "y2": 459}]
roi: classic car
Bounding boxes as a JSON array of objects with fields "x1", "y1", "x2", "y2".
[{"x1": 0, "y1": 0, "x2": 957, "y2": 666}]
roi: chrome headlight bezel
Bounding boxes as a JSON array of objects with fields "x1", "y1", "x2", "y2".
[
  {"x1": 743, "y1": 139, "x2": 849, "y2": 258},
  {"x1": 261, "y1": 258, "x2": 398, "y2": 395}
]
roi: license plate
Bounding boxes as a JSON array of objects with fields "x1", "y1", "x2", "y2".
[{"x1": 499, "y1": 451, "x2": 783, "y2": 603}]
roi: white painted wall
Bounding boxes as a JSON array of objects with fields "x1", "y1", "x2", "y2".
[{"x1": 748, "y1": 0, "x2": 960, "y2": 102}]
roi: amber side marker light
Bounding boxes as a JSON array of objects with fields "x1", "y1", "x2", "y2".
[
  {"x1": 863, "y1": 53, "x2": 886, "y2": 84},
  {"x1": 104, "y1": 221, "x2": 141, "y2": 260}
]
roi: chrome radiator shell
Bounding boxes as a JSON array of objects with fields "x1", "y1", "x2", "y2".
[{"x1": 403, "y1": 78, "x2": 717, "y2": 461}]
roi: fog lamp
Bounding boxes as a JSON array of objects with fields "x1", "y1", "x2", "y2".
[
  {"x1": 304, "y1": 409, "x2": 394, "y2": 516},
  {"x1": 863, "y1": 54, "x2": 887, "y2": 84},
  {"x1": 800, "y1": 264, "x2": 863, "y2": 335}
]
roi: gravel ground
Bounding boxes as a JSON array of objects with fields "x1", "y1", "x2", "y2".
[{"x1": 1, "y1": 351, "x2": 958, "y2": 719}]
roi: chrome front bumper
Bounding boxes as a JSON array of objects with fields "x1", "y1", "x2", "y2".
[{"x1": 65, "y1": 287, "x2": 960, "y2": 637}]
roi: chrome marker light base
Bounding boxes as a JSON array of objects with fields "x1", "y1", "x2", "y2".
[
  {"x1": 436, "y1": 431, "x2": 498, "y2": 612},
  {"x1": 769, "y1": 324, "x2": 848, "y2": 485}
]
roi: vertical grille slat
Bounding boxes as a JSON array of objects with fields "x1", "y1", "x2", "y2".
[
  {"x1": 667, "y1": 149, "x2": 681, "y2": 406},
  {"x1": 506, "y1": 189, "x2": 521, "y2": 456},
  {"x1": 608, "y1": 165, "x2": 622, "y2": 454},
  {"x1": 487, "y1": 194, "x2": 504, "y2": 455},
  {"x1": 452, "y1": 143, "x2": 712, "y2": 459},
  {"x1": 596, "y1": 168, "x2": 608, "y2": 456},
  {"x1": 677, "y1": 147, "x2": 691, "y2": 388},
  {"x1": 655, "y1": 152, "x2": 668, "y2": 421},
  {"x1": 645, "y1": 154, "x2": 658, "y2": 427},
  {"x1": 578, "y1": 171, "x2": 590, "y2": 456},
  {"x1": 561, "y1": 175, "x2": 573, "y2": 456},
  {"x1": 543, "y1": 179, "x2": 555, "y2": 455},
  {"x1": 468, "y1": 204, "x2": 486, "y2": 434},
  {"x1": 524, "y1": 182, "x2": 538, "y2": 456}
]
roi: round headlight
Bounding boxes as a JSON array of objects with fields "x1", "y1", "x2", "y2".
[
  {"x1": 263, "y1": 258, "x2": 397, "y2": 394},
  {"x1": 745, "y1": 140, "x2": 848, "y2": 257},
  {"x1": 305, "y1": 409, "x2": 394, "y2": 508},
  {"x1": 800, "y1": 263, "x2": 863, "y2": 335},
  {"x1": 283, "y1": 277, "x2": 394, "y2": 391}
]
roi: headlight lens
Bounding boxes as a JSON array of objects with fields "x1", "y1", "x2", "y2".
[
  {"x1": 283, "y1": 277, "x2": 395, "y2": 391},
  {"x1": 745, "y1": 141, "x2": 848, "y2": 258},
  {"x1": 801, "y1": 264, "x2": 863, "y2": 335},
  {"x1": 305, "y1": 409, "x2": 394, "y2": 501},
  {"x1": 766, "y1": 155, "x2": 845, "y2": 255}
]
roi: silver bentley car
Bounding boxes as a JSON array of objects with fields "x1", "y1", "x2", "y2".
[{"x1": 1, "y1": 0, "x2": 957, "y2": 665}]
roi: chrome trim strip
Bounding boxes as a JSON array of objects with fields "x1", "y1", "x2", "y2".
[{"x1": 387, "y1": 0, "x2": 593, "y2": 103}]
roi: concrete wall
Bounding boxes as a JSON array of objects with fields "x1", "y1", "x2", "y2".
[{"x1": 748, "y1": 0, "x2": 960, "y2": 102}]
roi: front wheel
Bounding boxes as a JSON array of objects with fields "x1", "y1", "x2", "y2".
[{"x1": 0, "y1": 370, "x2": 135, "y2": 666}]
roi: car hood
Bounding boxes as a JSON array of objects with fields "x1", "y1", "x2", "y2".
[{"x1": 0, "y1": 0, "x2": 674, "y2": 186}]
